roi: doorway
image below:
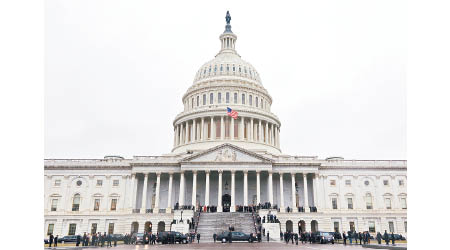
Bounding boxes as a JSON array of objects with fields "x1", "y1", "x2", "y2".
[{"x1": 222, "y1": 194, "x2": 231, "y2": 212}]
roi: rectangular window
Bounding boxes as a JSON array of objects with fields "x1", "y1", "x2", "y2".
[
  {"x1": 191, "y1": 98, "x2": 194, "y2": 109},
  {"x1": 401, "y1": 198, "x2": 407, "y2": 209},
  {"x1": 332, "y1": 198, "x2": 338, "y2": 209},
  {"x1": 210, "y1": 93, "x2": 213, "y2": 104},
  {"x1": 113, "y1": 180, "x2": 119, "y2": 186},
  {"x1": 218, "y1": 93, "x2": 222, "y2": 104},
  {"x1": 97, "y1": 180, "x2": 102, "y2": 186},
  {"x1": 347, "y1": 198, "x2": 353, "y2": 209},
  {"x1": 68, "y1": 224, "x2": 77, "y2": 235},
  {"x1": 234, "y1": 93, "x2": 237, "y2": 104},
  {"x1": 399, "y1": 180, "x2": 404, "y2": 186},
  {"x1": 111, "y1": 199, "x2": 117, "y2": 211},
  {"x1": 334, "y1": 222, "x2": 339, "y2": 232},
  {"x1": 388, "y1": 221, "x2": 395, "y2": 233},
  {"x1": 349, "y1": 222, "x2": 355, "y2": 232},
  {"x1": 242, "y1": 94, "x2": 245, "y2": 104},
  {"x1": 369, "y1": 221, "x2": 376, "y2": 233},
  {"x1": 256, "y1": 97, "x2": 259, "y2": 107},
  {"x1": 108, "y1": 223, "x2": 115, "y2": 234},
  {"x1": 226, "y1": 92, "x2": 230, "y2": 103},
  {"x1": 91, "y1": 223, "x2": 97, "y2": 234},
  {"x1": 383, "y1": 180, "x2": 389, "y2": 186},
  {"x1": 51, "y1": 199, "x2": 58, "y2": 211},
  {"x1": 345, "y1": 180, "x2": 351, "y2": 186},
  {"x1": 249, "y1": 95, "x2": 252, "y2": 106},
  {"x1": 330, "y1": 180, "x2": 336, "y2": 186},
  {"x1": 47, "y1": 224, "x2": 54, "y2": 235},
  {"x1": 54, "y1": 179, "x2": 61, "y2": 186},
  {"x1": 385, "y1": 198, "x2": 392, "y2": 209},
  {"x1": 261, "y1": 99, "x2": 263, "y2": 109},
  {"x1": 203, "y1": 94, "x2": 206, "y2": 105},
  {"x1": 94, "y1": 199, "x2": 100, "y2": 211}
]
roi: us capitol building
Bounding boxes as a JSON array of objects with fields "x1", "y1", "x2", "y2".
[{"x1": 44, "y1": 12, "x2": 407, "y2": 239}]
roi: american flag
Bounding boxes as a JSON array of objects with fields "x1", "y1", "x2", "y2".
[{"x1": 227, "y1": 107, "x2": 238, "y2": 119}]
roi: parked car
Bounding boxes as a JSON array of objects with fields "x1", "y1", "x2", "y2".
[
  {"x1": 331, "y1": 232, "x2": 342, "y2": 240},
  {"x1": 59, "y1": 235, "x2": 78, "y2": 243},
  {"x1": 156, "y1": 231, "x2": 188, "y2": 244},
  {"x1": 44, "y1": 239, "x2": 49, "y2": 244},
  {"x1": 217, "y1": 231, "x2": 257, "y2": 243},
  {"x1": 382, "y1": 234, "x2": 406, "y2": 241},
  {"x1": 132, "y1": 233, "x2": 145, "y2": 244},
  {"x1": 112, "y1": 234, "x2": 124, "y2": 241},
  {"x1": 311, "y1": 232, "x2": 334, "y2": 244}
]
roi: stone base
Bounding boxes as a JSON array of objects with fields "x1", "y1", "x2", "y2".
[{"x1": 262, "y1": 223, "x2": 281, "y2": 242}]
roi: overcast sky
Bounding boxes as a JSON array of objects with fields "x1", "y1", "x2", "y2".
[{"x1": 45, "y1": 0, "x2": 406, "y2": 160}]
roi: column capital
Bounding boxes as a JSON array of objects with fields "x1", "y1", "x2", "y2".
[
  {"x1": 218, "y1": 170, "x2": 223, "y2": 174},
  {"x1": 243, "y1": 170, "x2": 248, "y2": 174},
  {"x1": 302, "y1": 172, "x2": 309, "y2": 176},
  {"x1": 192, "y1": 170, "x2": 197, "y2": 174},
  {"x1": 155, "y1": 172, "x2": 161, "y2": 177},
  {"x1": 230, "y1": 170, "x2": 236, "y2": 174},
  {"x1": 205, "y1": 170, "x2": 210, "y2": 174},
  {"x1": 291, "y1": 172, "x2": 297, "y2": 177},
  {"x1": 255, "y1": 170, "x2": 261, "y2": 174}
]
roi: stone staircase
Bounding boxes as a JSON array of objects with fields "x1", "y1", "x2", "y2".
[{"x1": 196, "y1": 212, "x2": 256, "y2": 241}]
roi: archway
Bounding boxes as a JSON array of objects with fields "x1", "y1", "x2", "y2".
[
  {"x1": 286, "y1": 220, "x2": 293, "y2": 233},
  {"x1": 144, "y1": 221, "x2": 152, "y2": 233},
  {"x1": 298, "y1": 220, "x2": 306, "y2": 233},
  {"x1": 157, "y1": 221, "x2": 165, "y2": 233},
  {"x1": 311, "y1": 220, "x2": 318, "y2": 233},
  {"x1": 131, "y1": 222, "x2": 139, "y2": 234},
  {"x1": 222, "y1": 194, "x2": 231, "y2": 212}
]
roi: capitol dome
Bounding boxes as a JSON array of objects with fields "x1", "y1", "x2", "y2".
[{"x1": 172, "y1": 11, "x2": 281, "y2": 155}]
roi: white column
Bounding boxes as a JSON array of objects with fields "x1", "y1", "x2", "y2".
[
  {"x1": 313, "y1": 173, "x2": 318, "y2": 208},
  {"x1": 130, "y1": 173, "x2": 136, "y2": 210},
  {"x1": 192, "y1": 171, "x2": 197, "y2": 208},
  {"x1": 250, "y1": 118, "x2": 254, "y2": 141},
  {"x1": 218, "y1": 171, "x2": 223, "y2": 212},
  {"x1": 173, "y1": 127, "x2": 176, "y2": 147},
  {"x1": 205, "y1": 171, "x2": 210, "y2": 206},
  {"x1": 256, "y1": 171, "x2": 261, "y2": 204},
  {"x1": 270, "y1": 123, "x2": 273, "y2": 145},
  {"x1": 258, "y1": 120, "x2": 262, "y2": 142},
  {"x1": 265, "y1": 122, "x2": 268, "y2": 143},
  {"x1": 175, "y1": 125, "x2": 179, "y2": 146},
  {"x1": 154, "y1": 173, "x2": 161, "y2": 213},
  {"x1": 193, "y1": 119, "x2": 196, "y2": 142},
  {"x1": 240, "y1": 117, "x2": 244, "y2": 140},
  {"x1": 179, "y1": 172, "x2": 185, "y2": 206},
  {"x1": 210, "y1": 117, "x2": 215, "y2": 140},
  {"x1": 303, "y1": 173, "x2": 309, "y2": 212},
  {"x1": 277, "y1": 126, "x2": 280, "y2": 147},
  {"x1": 231, "y1": 171, "x2": 236, "y2": 212},
  {"x1": 291, "y1": 173, "x2": 297, "y2": 209},
  {"x1": 268, "y1": 171, "x2": 274, "y2": 205},
  {"x1": 243, "y1": 171, "x2": 248, "y2": 206},
  {"x1": 201, "y1": 117, "x2": 205, "y2": 141},
  {"x1": 184, "y1": 121, "x2": 189, "y2": 144},
  {"x1": 141, "y1": 173, "x2": 149, "y2": 213},
  {"x1": 230, "y1": 117, "x2": 234, "y2": 140},
  {"x1": 166, "y1": 173, "x2": 173, "y2": 213},
  {"x1": 220, "y1": 116, "x2": 224, "y2": 139},
  {"x1": 279, "y1": 173, "x2": 285, "y2": 211}
]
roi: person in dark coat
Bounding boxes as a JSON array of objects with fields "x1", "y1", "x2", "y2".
[
  {"x1": 228, "y1": 231, "x2": 232, "y2": 243},
  {"x1": 359, "y1": 232, "x2": 362, "y2": 245},
  {"x1": 107, "y1": 233, "x2": 112, "y2": 247},
  {"x1": 376, "y1": 232, "x2": 382, "y2": 244},
  {"x1": 54, "y1": 235, "x2": 58, "y2": 247},
  {"x1": 76, "y1": 234, "x2": 81, "y2": 246},
  {"x1": 101, "y1": 232, "x2": 105, "y2": 247},
  {"x1": 383, "y1": 230, "x2": 389, "y2": 245},
  {"x1": 114, "y1": 235, "x2": 117, "y2": 247},
  {"x1": 267, "y1": 232, "x2": 270, "y2": 242},
  {"x1": 213, "y1": 233, "x2": 216, "y2": 243},
  {"x1": 197, "y1": 233, "x2": 201, "y2": 243},
  {"x1": 82, "y1": 233, "x2": 86, "y2": 246},
  {"x1": 343, "y1": 232, "x2": 347, "y2": 245},
  {"x1": 391, "y1": 232, "x2": 395, "y2": 246},
  {"x1": 49, "y1": 234, "x2": 54, "y2": 247},
  {"x1": 294, "y1": 233, "x2": 298, "y2": 245}
]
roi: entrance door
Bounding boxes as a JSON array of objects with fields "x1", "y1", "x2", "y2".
[{"x1": 222, "y1": 194, "x2": 231, "y2": 212}]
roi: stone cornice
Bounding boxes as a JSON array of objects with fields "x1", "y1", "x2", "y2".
[{"x1": 44, "y1": 166, "x2": 132, "y2": 170}]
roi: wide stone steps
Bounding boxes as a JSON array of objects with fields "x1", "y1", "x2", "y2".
[{"x1": 196, "y1": 212, "x2": 256, "y2": 241}]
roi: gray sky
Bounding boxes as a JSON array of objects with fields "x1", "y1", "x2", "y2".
[{"x1": 45, "y1": 0, "x2": 406, "y2": 160}]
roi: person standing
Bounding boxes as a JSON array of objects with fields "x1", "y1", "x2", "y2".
[
  {"x1": 383, "y1": 230, "x2": 389, "y2": 245},
  {"x1": 359, "y1": 232, "x2": 362, "y2": 245},
  {"x1": 49, "y1": 234, "x2": 54, "y2": 247},
  {"x1": 76, "y1": 234, "x2": 81, "y2": 247},
  {"x1": 376, "y1": 232, "x2": 382, "y2": 244},
  {"x1": 391, "y1": 232, "x2": 396, "y2": 246},
  {"x1": 101, "y1": 232, "x2": 105, "y2": 247},
  {"x1": 197, "y1": 233, "x2": 201, "y2": 243},
  {"x1": 213, "y1": 233, "x2": 216, "y2": 243},
  {"x1": 228, "y1": 231, "x2": 232, "y2": 243},
  {"x1": 343, "y1": 232, "x2": 347, "y2": 245},
  {"x1": 114, "y1": 235, "x2": 117, "y2": 247},
  {"x1": 294, "y1": 233, "x2": 298, "y2": 245},
  {"x1": 107, "y1": 233, "x2": 112, "y2": 247},
  {"x1": 267, "y1": 231, "x2": 270, "y2": 242},
  {"x1": 54, "y1": 235, "x2": 58, "y2": 247}
]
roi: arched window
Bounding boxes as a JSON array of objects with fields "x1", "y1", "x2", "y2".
[
  {"x1": 210, "y1": 93, "x2": 213, "y2": 104},
  {"x1": 220, "y1": 65, "x2": 223, "y2": 72},
  {"x1": 72, "y1": 194, "x2": 81, "y2": 211}
]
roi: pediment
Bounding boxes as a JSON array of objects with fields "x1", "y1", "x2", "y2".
[{"x1": 181, "y1": 143, "x2": 272, "y2": 164}]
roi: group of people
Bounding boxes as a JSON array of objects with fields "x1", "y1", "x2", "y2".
[
  {"x1": 262, "y1": 213, "x2": 279, "y2": 223},
  {"x1": 281, "y1": 231, "x2": 299, "y2": 244},
  {"x1": 47, "y1": 234, "x2": 58, "y2": 247},
  {"x1": 341, "y1": 230, "x2": 399, "y2": 246},
  {"x1": 77, "y1": 232, "x2": 117, "y2": 247}
]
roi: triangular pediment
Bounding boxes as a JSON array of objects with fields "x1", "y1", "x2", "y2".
[{"x1": 181, "y1": 143, "x2": 272, "y2": 164}]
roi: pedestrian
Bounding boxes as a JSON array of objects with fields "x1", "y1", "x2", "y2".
[
  {"x1": 267, "y1": 231, "x2": 270, "y2": 242},
  {"x1": 228, "y1": 231, "x2": 232, "y2": 243},
  {"x1": 107, "y1": 233, "x2": 112, "y2": 247},
  {"x1": 295, "y1": 233, "x2": 298, "y2": 245},
  {"x1": 349, "y1": 232, "x2": 353, "y2": 244},
  {"x1": 49, "y1": 234, "x2": 54, "y2": 247},
  {"x1": 82, "y1": 232, "x2": 87, "y2": 246},
  {"x1": 391, "y1": 232, "x2": 396, "y2": 246},
  {"x1": 76, "y1": 234, "x2": 81, "y2": 247},
  {"x1": 197, "y1": 233, "x2": 200, "y2": 243},
  {"x1": 101, "y1": 232, "x2": 105, "y2": 247},
  {"x1": 114, "y1": 235, "x2": 117, "y2": 247},
  {"x1": 376, "y1": 232, "x2": 382, "y2": 244},
  {"x1": 383, "y1": 230, "x2": 389, "y2": 245},
  {"x1": 213, "y1": 233, "x2": 216, "y2": 243},
  {"x1": 343, "y1": 232, "x2": 347, "y2": 245},
  {"x1": 359, "y1": 232, "x2": 362, "y2": 245},
  {"x1": 54, "y1": 235, "x2": 58, "y2": 247}
]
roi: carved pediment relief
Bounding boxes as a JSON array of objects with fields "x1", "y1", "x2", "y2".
[{"x1": 182, "y1": 143, "x2": 272, "y2": 163}]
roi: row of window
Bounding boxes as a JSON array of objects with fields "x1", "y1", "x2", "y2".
[
  {"x1": 332, "y1": 220, "x2": 406, "y2": 234},
  {"x1": 185, "y1": 92, "x2": 269, "y2": 111},
  {"x1": 329, "y1": 179, "x2": 405, "y2": 187},
  {"x1": 49, "y1": 195, "x2": 118, "y2": 212},
  {"x1": 195, "y1": 63, "x2": 259, "y2": 81},
  {"x1": 331, "y1": 196, "x2": 407, "y2": 210},
  {"x1": 48, "y1": 222, "x2": 115, "y2": 236},
  {"x1": 53, "y1": 179, "x2": 121, "y2": 187}
]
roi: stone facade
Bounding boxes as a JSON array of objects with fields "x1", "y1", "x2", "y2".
[{"x1": 44, "y1": 13, "x2": 407, "y2": 239}]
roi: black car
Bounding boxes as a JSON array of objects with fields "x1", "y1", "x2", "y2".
[
  {"x1": 132, "y1": 233, "x2": 145, "y2": 244},
  {"x1": 112, "y1": 234, "x2": 124, "y2": 241},
  {"x1": 330, "y1": 232, "x2": 342, "y2": 240},
  {"x1": 383, "y1": 234, "x2": 406, "y2": 241},
  {"x1": 217, "y1": 231, "x2": 257, "y2": 243},
  {"x1": 311, "y1": 232, "x2": 334, "y2": 244},
  {"x1": 59, "y1": 235, "x2": 78, "y2": 243},
  {"x1": 156, "y1": 231, "x2": 188, "y2": 244}
]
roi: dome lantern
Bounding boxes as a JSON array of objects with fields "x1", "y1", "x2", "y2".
[{"x1": 219, "y1": 11, "x2": 237, "y2": 54}]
